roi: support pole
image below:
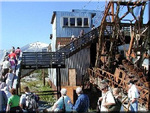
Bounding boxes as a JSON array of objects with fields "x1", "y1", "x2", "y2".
[
  {"x1": 59, "y1": 68, "x2": 61, "y2": 92},
  {"x1": 56, "y1": 68, "x2": 61, "y2": 99},
  {"x1": 17, "y1": 70, "x2": 21, "y2": 95},
  {"x1": 42, "y1": 69, "x2": 45, "y2": 86},
  {"x1": 56, "y1": 68, "x2": 59, "y2": 99}
]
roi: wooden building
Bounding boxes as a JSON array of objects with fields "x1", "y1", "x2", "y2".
[{"x1": 48, "y1": 9, "x2": 102, "y2": 101}]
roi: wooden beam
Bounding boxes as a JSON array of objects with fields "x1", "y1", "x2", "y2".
[
  {"x1": 117, "y1": 2, "x2": 143, "y2": 6},
  {"x1": 111, "y1": 2, "x2": 114, "y2": 22}
]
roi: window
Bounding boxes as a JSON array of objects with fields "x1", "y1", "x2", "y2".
[
  {"x1": 63, "y1": 18, "x2": 68, "y2": 26},
  {"x1": 70, "y1": 18, "x2": 75, "y2": 26},
  {"x1": 77, "y1": 18, "x2": 82, "y2": 26},
  {"x1": 62, "y1": 17, "x2": 89, "y2": 27},
  {"x1": 84, "y1": 18, "x2": 88, "y2": 26}
]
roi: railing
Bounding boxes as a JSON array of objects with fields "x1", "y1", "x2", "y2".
[
  {"x1": 57, "y1": 23, "x2": 132, "y2": 58},
  {"x1": 21, "y1": 52, "x2": 66, "y2": 69},
  {"x1": 57, "y1": 26, "x2": 100, "y2": 57}
]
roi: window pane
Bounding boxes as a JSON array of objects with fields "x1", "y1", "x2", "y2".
[
  {"x1": 84, "y1": 18, "x2": 88, "y2": 26},
  {"x1": 77, "y1": 18, "x2": 82, "y2": 26},
  {"x1": 63, "y1": 18, "x2": 68, "y2": 26},
  {"x1": 70, "y1": 18, "x2": 75, "y2": 26}
]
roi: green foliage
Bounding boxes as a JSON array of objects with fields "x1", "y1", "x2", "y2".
[
  {"x1": 21, "y1": 76, "x2": 56, "y2": 104},
  {"x1": 32, "y1": 69, "x2": 48, "y2": 80}
]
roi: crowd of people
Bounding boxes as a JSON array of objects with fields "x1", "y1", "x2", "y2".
[
  {"x1": 0, "y1": 46, "x2": 22, "y2": 113},
  {"x1": 0, "y1": 46, "x2": 21, "y2": 89},
  {"x1": 0, "y1": 46, "x2": 140, "y2": 113},
  {"x1": 45, "y1": 87, "x2": 90, "y2": 113},
  {"x1": 44, "y1": 80, "x2": 139, "y2": 113}
]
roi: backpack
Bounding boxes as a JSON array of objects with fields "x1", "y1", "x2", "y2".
[
  {"x1": 107, "y1": 97, "x2": 122, "y2": 112},
  {"x1": 25, "y1": 93, "x2": 38, "y2": 111},
  {"x1": 105, "y1": 92, "x2": 122, "y2": 112}
]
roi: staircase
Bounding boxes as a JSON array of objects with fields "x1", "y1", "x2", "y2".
[
  {"x1": 57, "y1": 27, "x2": 99, "y2": 58},
  {"x1": 57, "y1": 23, "x2": 131, "y2": 58}
]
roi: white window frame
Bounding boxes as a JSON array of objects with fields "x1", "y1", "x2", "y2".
[{"x1": 62, "y1": 17, "x2": 89, "y2": 28}]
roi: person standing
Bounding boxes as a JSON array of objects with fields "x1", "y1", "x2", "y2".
[
  {"x1": 9, "y1": 56, "x2": 17, "y2": 73},
  {"x1": 6, "y1": 88, "x2": 22, "y2": 113},
  {"x1": 15, "y1": 47, "x2": 21, "y2": 60},
  {"x1": 70, "y1": 35, "x2": 76, "y2": 51},
  {"x1": 5, "y1": 69, "x2": 15, "y2": 89},
  {"x1": 79, "y1": 29, "x2": 85, "y2": 38},
  {"x1": 8, "y1": 50, "x2": 17, "y2": 61},
  {"x1": 91, "y1": 25, "x2": 95, "y2": 30},
  {"x1": 57, "y1": 42, "x2": 61, "y2": 50},
  {"x1": 51, "y1": 88, "x2": 72, "y2": 112},
  {"x1": 0, "y1": 77, "x2": 7, "y2": 89},
  {"x1": 1, "y1": 57, "x2": 11, "y2": 78},
  {"x1": 20, "y1": 86, "x2": 39, "y2": 113},
  {"x1": 98, "y1": 83, "x2": 115, "y2": 112},
  {"x1": 127, "y1": 80, "x2": 139, "y2": 112},
  {"x1": 0, "y1": 88, "x2": 8, "y2": 112},
  {"x1": 1, "y1": 86, "x2": 12, "y2": 99},
  {"x1": 68, "y1": 87, "x2": 89, "y2": 112},
  {"x1": 11, "y1": 46, "x2": 15, "y2": 53}
]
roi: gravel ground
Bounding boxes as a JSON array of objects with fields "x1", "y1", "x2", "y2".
[{"x1": 38, "y1": 100, "x2": 52, "y2": 113}]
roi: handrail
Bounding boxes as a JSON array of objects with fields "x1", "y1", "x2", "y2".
[
  {"x1": 56, "y1": 23, "x2": 135, "y2": 58},
  {"x1": 21, "y1": 52, "x2": 66, "y2": 69},
  {"x1": 57, "y1": 26, "x2": 100, "y2": 53}
]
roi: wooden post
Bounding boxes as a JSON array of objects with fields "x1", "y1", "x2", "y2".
[
  {"x1": 58, "y1": 68, "x2": 61, "y2": 94},
  {"x1": 56, "y1": 68, "x2": 61, "y2": 99},
  {"x1": 56, "y1": 68, "x2": 59, "y2": 99},
  {"x1": 42, "y1": 69, "x2": 45, "y2": 86},
  {"x1": 111, "y1": 2, "x2": 114, "y2": 22},
  {"x1": 17, "y1": 70, "x2": 21, "y2": 95}
]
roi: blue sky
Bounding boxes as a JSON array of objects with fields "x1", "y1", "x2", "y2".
[
  {"x1": 0, "y1": 0, "x2": 149, "y2": 50},
  {"x1": 1, "y1": 1, "x2": 106, "y2": 50}
]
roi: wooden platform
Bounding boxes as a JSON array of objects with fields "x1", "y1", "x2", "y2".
[{"x1": 21, "y1": 52, "x2": 66, "y2": 69}]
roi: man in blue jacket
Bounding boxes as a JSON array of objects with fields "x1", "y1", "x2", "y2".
[
  {"x1": 0, "y1": 88, "x2": 8, "y2": 112},
  {"x1": 68, "y1": 87, "x2": 89, "y2": 112}
]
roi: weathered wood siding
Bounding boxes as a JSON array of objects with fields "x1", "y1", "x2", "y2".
[{"x1": 60, "y1": 47, "x2": 90, "y2": 86}]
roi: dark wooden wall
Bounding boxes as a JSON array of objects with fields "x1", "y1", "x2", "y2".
[{"x1": 60, "y1": 47, "x2": 91, "y2": 86}]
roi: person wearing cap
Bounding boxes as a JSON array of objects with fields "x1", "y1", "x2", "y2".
[
  {"x1": 127, "y1": 80, "x2": 139, "y2": 112},
  {"x1": 51, "y1": 88, "x2": 72, "y2": 112},
  {"x1": 101, "y1": 79, "x2": 112, "y2": 93},
  {"x1": 98, "y1": 83, "x2": 115, "y2": 112},
  {"x1": 67, "y1": 87, "x2": 89, "y2": 112}
]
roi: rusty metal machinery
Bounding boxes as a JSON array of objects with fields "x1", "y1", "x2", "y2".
[{"x1": 86, "y1": 0, "x2": 150, "y2": 110}]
